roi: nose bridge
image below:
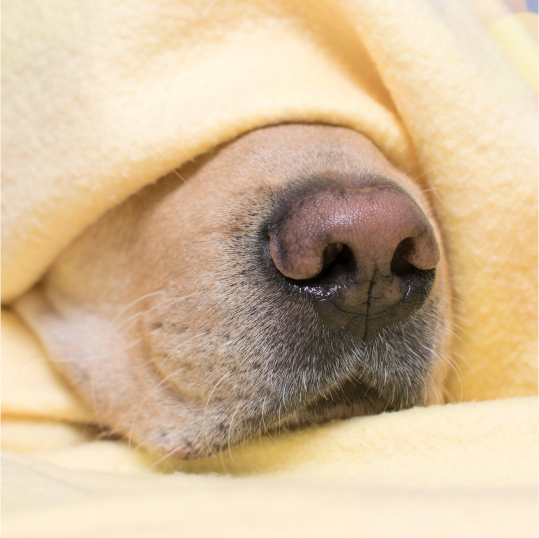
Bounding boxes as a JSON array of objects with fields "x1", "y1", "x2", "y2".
[
  {"x1": 270, "y1": 186, "x2": 438, "y2": 281},
  {"x1": 329, "y1": 189, "x2": 429, "y2": 274}
]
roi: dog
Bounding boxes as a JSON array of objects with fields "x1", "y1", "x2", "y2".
[{"x1": 15, "y1": 123, "x2": 453, "y2": 459}]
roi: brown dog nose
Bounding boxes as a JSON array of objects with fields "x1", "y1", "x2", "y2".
[{"x1": 267, "y1": 184, "x2": 440, "y2": 339}]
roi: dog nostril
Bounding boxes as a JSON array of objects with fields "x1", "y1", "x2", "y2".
[
  {"x1": 322, "y1": 243, "x2": 344, "y2": 270},
  {"x1": 390, "y1": 238, "x2": 419, "y2": 276},
  {"x1": 321, "y1": 243, "x2": 351, "y2": 275}
]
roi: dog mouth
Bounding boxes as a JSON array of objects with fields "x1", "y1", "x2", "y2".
[{"x1": 270, "y1": 373, "x2": 389, "y2": 431}]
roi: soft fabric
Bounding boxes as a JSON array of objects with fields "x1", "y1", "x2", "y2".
[
  {"x1": 2, "y1": 311, "x2": 538, "y2": 536},
  {"x1": 4, "y1": 453, "x2": 536, "y2": 538},
  {"x1": 2, "y1": 0, "x2": 537, "y2": 536}
]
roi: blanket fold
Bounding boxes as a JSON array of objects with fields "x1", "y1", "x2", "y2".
[{"x1": 2, "y1": 0, "x2": 537, "y2": 536}]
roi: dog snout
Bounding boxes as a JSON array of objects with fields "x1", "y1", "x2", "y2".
[
  {"x1": 20, "y1": 123, "x2": 451, "y2": 459},
  {"x1": 267, "y1": 182, "x2": 440, "y2": 340}
]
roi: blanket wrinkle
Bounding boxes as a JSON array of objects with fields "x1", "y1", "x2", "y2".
[{"x1": 2, "y1": 0, "x2": 537, "y2": 536}]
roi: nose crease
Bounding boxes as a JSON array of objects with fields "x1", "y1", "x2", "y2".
[{"x1": 363, "y1": 274, "x2": 376, "y2": 341}]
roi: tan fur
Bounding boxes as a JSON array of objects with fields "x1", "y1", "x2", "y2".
[{"x1": 15, "y1": 124, "x2": 453, "y2": 459}]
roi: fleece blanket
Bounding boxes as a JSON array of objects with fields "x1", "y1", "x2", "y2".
[{"x1": 2, "y1": 0, "x2": 537, "y2": 536}]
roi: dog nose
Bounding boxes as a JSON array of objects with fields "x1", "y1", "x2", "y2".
[{"x1": 268, "y1": 184, "x2": 440, "y2": 339}]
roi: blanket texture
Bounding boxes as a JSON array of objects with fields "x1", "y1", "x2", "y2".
[{"x1": 2, "y1": 0, "x2": 537, "y2": 536}]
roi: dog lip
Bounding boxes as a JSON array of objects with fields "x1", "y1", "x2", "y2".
[{"x1": 274, "y1": 374, "x2": 390, "y2": 430}]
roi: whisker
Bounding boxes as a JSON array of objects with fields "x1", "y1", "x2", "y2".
[
  {"x1": 227, "y1": 402, "x2": 241, "y2": 463},
  {"x1": 203, "y1": 372, "x2": 230, "y2": 458},
  {"x1": 140, "y1": 136, "x2": 187, "y2": 183},
  {"x1": 108, "y1": 291, "x2": 166, "y2": 329}
]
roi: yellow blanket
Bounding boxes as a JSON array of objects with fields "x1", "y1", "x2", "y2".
[{"x1": 2, "y1": 0, "x2": 537, "y2": 536}]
